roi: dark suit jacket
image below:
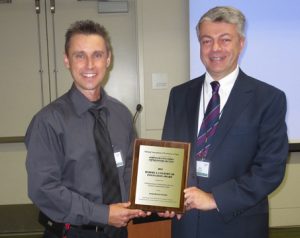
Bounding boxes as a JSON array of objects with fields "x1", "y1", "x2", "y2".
[{"x1": 162, "y1": 69, "x2": 288, "y2": 238}]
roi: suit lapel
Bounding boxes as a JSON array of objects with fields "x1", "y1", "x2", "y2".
[
  {"x1": 186, "y1": 76, "x2": 205, "y2": 154},
  {"x1": 184, "y1": 76, "x2": 204, "y2": 185},
  {"x1": 207, "y1": 70, "x2": 255, "y2": 159}
]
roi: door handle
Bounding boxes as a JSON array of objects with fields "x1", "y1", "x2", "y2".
[
  {"x1": 50, "y1": 0, "x2": 55, "y2": 14},
  {"x1": 35, "y1": 0, "x2": 40, "y2": 14}
]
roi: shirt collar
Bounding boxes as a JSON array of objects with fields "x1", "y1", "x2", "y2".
[
  {"x1": 68, "y1": 84, "x2": 109, "y2": 116},
  {"x1": 204, "y1": 66, "x2": 239, "y2": 93}
]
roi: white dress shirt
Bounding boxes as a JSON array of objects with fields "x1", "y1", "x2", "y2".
[{"x1": 197, "y1": 66, "x2": 239, "y2": 134}]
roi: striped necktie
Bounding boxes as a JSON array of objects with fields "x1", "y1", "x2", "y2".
[{"x1": 196, "y1": 81, "x2": 220, "y2": 159}]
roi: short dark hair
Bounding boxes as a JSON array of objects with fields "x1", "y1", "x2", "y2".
[{"x1": 65, "y1": 20, "x2": 112, "y2": 56}]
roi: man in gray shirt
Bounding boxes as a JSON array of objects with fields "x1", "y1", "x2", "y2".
[{"x1": 25, "y1": 20, "x2": 147, "y2": 238}]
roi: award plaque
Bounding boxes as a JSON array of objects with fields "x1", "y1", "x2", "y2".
[{"x1": 129, "y1": 138, "x2": 190, "y2": 213}]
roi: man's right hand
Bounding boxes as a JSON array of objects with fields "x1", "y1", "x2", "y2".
[
  {"x1": 157, "y1": 211, "x2": 182, "y2": 220},
  {"x1": 108, "y1": 201, "x2": 150, "y2": 228}
]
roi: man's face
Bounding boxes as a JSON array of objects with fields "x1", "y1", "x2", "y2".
[
  {"x1": 199, "y1": 21, "x2": 245, "y2": 80},
  {"x1": 64, "y1": 34, "x2": 111, "y2": 98}
]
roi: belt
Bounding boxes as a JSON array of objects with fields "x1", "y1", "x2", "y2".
[
  {"x1": 39, "y1": 212, "x2": 104, "y2": 235},
  {"x1": 70, "y1": 225, "x2": 104, "y2": 232}
]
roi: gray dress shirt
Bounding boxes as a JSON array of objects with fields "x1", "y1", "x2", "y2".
[{"x1": 25, "y1": 84, "x2": 135, "y2": 226}]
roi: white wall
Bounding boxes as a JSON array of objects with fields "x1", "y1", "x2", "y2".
[
  {"x1": 0, "y1": 143, "x2": 29, "y2": 204},
  {"x1": 269, "y1": 153, "x2": 300, "y2": 227},
  {"x1": 136, "y1": 0, "x2": 189, "y2": 139}
]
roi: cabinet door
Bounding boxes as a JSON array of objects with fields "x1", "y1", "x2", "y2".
[
  {"x1": 0, "y1": 0, "x2": 49, "y2": 138},
  {"x1": 48, "y1": 0, "x2": 139, "y2": 113}
]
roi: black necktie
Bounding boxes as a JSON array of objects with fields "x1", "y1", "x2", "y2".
[{"x1": 90, "y1": 108, "x2": 122, "y2": 238}]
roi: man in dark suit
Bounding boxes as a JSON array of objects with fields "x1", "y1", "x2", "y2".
[{"x1": 161, "y1": 6, "x2": 288, "y2": 238}]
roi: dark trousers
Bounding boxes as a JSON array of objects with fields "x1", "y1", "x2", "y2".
[{"x1": 43, "y1": 227, "x2": 127, "y2": 238}]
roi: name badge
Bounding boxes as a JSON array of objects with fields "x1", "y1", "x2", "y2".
[
  {"x1": 196, "y1": 160, "x2": 210, "y2": 178},
  {"x1": 114, "y1": 151, "x2": 124, "y2": 167}
]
